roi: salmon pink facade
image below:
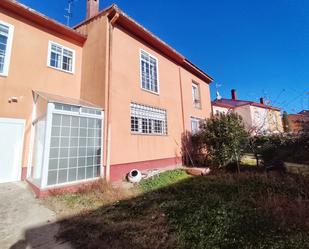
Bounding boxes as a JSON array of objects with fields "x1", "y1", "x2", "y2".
[
  {"x1": 0, "y1": 0, "x2": 85, "y2": 184},
  {"x1": 0, "y1": 0, "x2": 212, "y2": 195}
]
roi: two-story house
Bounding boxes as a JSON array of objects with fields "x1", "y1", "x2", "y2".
[
  {"x1": 212, "y1": 89, "x2": 283, "y2": 135},
  {"x1": 0, "y1": 0, "x2": 212, "y2": 196}
]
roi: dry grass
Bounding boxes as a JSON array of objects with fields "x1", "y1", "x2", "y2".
[{"x1": 44, "y1": 180, "x2": 135, "y2": 217}]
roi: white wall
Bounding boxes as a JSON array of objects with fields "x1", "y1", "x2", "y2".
[
  {"x1": 212, "y1": 106, "x2": 230, "y2": 115},
  {"x1": 249, "y1": 106, "x2": 270, "y2": 134},
  {"x1": 234, "y1": 105, "x2": 254, "y2": 131}
]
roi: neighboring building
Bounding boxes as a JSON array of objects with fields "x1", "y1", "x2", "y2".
[
  {"x1": 0, "y1": 0, "x2": 212, "y2": 195},
  {"x1": 288, "y1": 110, "x2": 309, "y2": 133},
  {"x1": 299, "y1": 110, "x2": 309, "y2": 116},
  {"x1": 212, "y1": 89, "x2": 283, "y2": 135}
]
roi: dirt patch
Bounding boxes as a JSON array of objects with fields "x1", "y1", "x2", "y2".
[{"x1": 43, "y1": 180, "x2": 136, "y2": 218}]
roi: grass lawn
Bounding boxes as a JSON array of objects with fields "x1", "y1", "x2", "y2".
[{"x1": 45, "y1": 169, "x2": 309, "y2": 249}]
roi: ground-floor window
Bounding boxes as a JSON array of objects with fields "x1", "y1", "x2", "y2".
[
  {"x1": 130, "y1": 103, "x2": 167, "y2": 135},
  {"x1": 191, "y1": 117, "x2": 202, "y2": 134}
]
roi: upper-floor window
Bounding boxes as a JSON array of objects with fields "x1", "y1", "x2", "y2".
[
  {"x1": 192, "y1": 82, "x2": 201, "y2": 108},
  {"x1": 140, "y1": 50, "x2": 159, "y2": 94},
  {"x1": 48, "y1": 41, "x2": 75, "y2": 73},
  {"x1": 0, "y1": 21, "x2": 14, "y2": 77},
  {"x1": 131, "y1": 103, "x2": 167, "y2": 135}
]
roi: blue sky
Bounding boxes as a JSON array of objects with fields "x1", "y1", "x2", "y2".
[{"x1": 19, "y1": 0, "x2": 309, "y2": 113}]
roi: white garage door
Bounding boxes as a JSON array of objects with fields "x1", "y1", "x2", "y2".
[{"x1": 0, "y1": 118, "x2": 25, "y2": 183}]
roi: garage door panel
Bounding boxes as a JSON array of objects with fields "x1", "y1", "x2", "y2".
[{"x1": 0, "y1": 118, "x2": 25, "y2": 183}]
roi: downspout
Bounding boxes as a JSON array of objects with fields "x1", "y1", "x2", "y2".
[
  {"x1": 178, "y1": 66, "x2": 189, "y2": 165},
  {"x1": 178, "y1": 67, "x2": 185, "y2": 133},
  {"x1": 105, "y1": 12, "x2": 119, "y2": 181}
]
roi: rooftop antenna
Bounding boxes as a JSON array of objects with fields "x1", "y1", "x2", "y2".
[{"x1": 65, "y1": 0, "x2": 78, "y2": 26}]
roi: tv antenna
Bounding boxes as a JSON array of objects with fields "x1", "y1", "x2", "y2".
[
  {"x1": 215, "y1": 82, "x2": 222, "y2": 100},
  {"x1": 64, "y1": 0, "x2": 78, "y2": 26}
]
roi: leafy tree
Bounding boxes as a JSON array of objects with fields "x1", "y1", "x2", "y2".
[{"x1": 198, "y1": 113, "x2": 249, "y2": 172}]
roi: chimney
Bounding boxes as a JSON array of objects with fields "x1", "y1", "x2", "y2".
[
  {"x1": 260, "y1": 97, "x2": 265, "y2": 105},
  {"x1": 231, "y1": 89, "x2": 237, "y2": 100},
  {"x1": 87, "y1": 0, "x2": 99, "y2": 19}
]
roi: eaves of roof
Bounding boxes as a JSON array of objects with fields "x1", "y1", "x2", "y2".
[
  {"x1": 211, "y1": 101, "x2": 235, "y2": 109},
  {"x1": 75, "y1": 5, "x2": 213, "y2": 84},
  {"x1": 0, "y1": 0, "x2": 87, "y2": 45}
]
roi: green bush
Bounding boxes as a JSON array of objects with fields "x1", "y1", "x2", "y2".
[
  {"x1": 185, "y1": 113, "x2": 250, "y2": 171},
  {"x1": 250, "y1": 132, "x2": 309, "y2": 166}
]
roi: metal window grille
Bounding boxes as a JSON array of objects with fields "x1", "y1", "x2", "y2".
[{"x1": 130, "y1": 103, "x2": 167, "y2": 135}]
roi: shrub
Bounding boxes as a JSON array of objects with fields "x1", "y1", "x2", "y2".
[
  {"x1": 200, "y1": 113, "x2": 249, "y2": 171},
  {"x1": 181, "y1": 131, "x2": 206, "y2": 166},
  {"x1": 183, "y1": 113, "x2": 250, "y2": 171},
  {"x1": 250, "y1": 131, "x2": 309, "y2": 166}
]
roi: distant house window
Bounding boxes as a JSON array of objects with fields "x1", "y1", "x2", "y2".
[
  {"x1": 0, "y1": 21, "x2": 14, "y2": 76},
  {"x1": 192, "y1": 83, "x2": 201, "y2": 108},
  {"x1": 140, "y1": 50, "x2": 159, "y2": 93},
  {"x1": 130, "y1": 103, "x2": 167, "y2": 135},
  {"x1": 191, "y1": 117, "x2": 202, "y2": 134},
  {"x1": 48, "y1": 41, "x2": 75, "y2": 73}
]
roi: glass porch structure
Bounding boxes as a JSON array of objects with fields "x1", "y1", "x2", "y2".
[{"x1": 30, "y1": 91, "x2": 104, "y2": 189}]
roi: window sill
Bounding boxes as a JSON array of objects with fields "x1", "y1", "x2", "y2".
[
  {"x1": 0, "y1": 72, "x2": 8, "y2": 77},
  {"x1": 131, "y1": 132, "x2": 168, "y2": 137},
  {"x1": 141, "y1": 87, "x2": 160, "y2": 96},
  {"x1": 194, "y1": 105, "x2": 202, "y2": 110},
  {"x1": 47, "y1": 65, "x2": 74, "y2": 75}
]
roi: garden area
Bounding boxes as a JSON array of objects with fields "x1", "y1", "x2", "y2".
[
  {"x1": 182, "y1": 113, "x2": 309, "y2": 173},
  {"x1": 45, "y1": 169, "x2": 309, "y2": 249},
  {"x1": 43, "y1": 113, "x2": 309, "y2": 249}
]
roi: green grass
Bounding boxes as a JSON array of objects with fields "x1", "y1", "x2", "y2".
[
  {"x1": 50, "y1": 170, "x2": 309, "y2": 249},
  {"x1": 139, "y1": 169, "x2": 190, "y2": 192}
]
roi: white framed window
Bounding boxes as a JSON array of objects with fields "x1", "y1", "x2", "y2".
[
  {"x1": 0, "y1": 20, "x2": 14, "y2": 77},
  {"x1": 140, "y1": 49, "x2": 159, "y2": 94},
  {"x1": 47, "y1": 41, "x2": 75, "y2": 73},
  {"x1": 192, "y1": 82, "x2": 201, "y2": 108},
  {"x1": 191, "y1": 117, "x2": 202, "y2": 134},
  {"x1": 130, "y1": 103, "x2": 167, "y2": 135}
]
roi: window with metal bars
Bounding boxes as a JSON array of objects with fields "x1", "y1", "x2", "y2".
[{"x1": 130, "y1": 103, "x2": 167, "y2": 135}]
